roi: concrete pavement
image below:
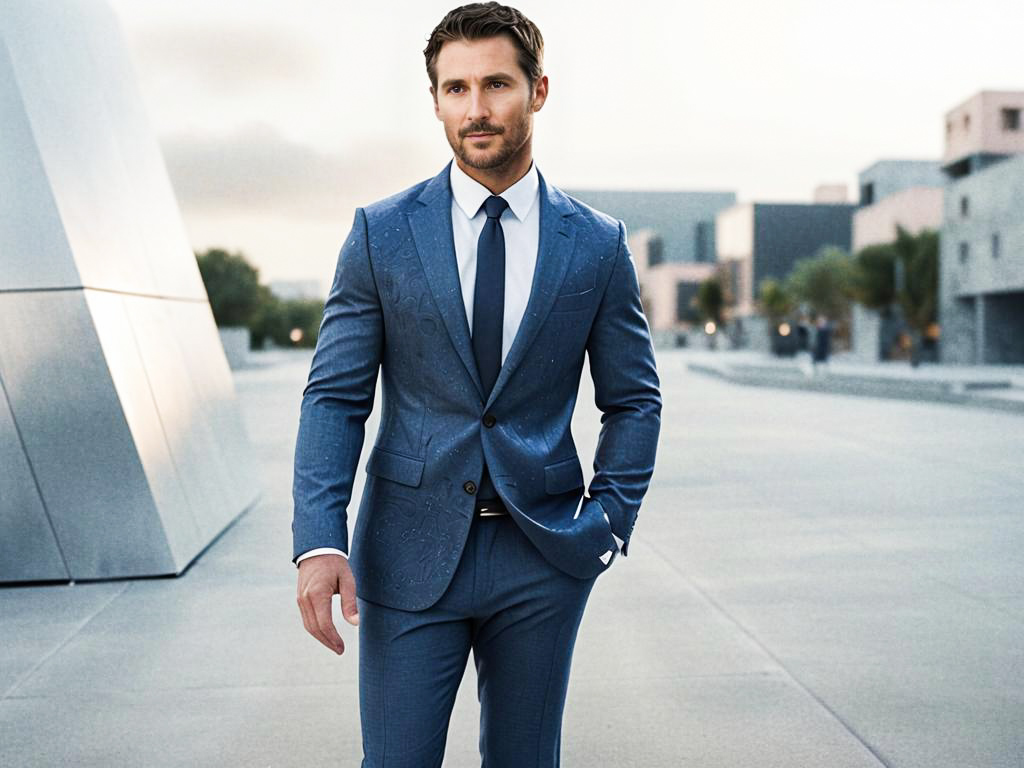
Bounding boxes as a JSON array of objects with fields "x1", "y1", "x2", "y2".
[{"x1": 1, "y1": 347, "x2": 1022, "y2": 767}]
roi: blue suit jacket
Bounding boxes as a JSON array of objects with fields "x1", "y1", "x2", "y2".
[{"x1": 292, "y1": 161, "x2": 661, "y2": 611}]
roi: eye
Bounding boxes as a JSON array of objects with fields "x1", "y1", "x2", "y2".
[
  {"x1": 489, "y1": 81, "x2": 507, "y2": 89},
  {"x1": 447, "y1": 85, "x2": 464, "y2": 94}
]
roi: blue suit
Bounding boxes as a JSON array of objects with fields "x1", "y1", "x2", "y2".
[{"x1": 292, "y1": 161, "x2": 661, "y2": 766}]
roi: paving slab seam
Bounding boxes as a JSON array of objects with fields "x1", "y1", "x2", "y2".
[
  {"x1": 642, "y1": 537, "x2": 894, "y2": 768},
  {"x1": 1, "y1": 582, "x2": 132, "y2": 701}
]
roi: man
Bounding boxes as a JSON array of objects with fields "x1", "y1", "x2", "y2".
[{"x1": 292, "y1": 3, "x2": 661, "y2": 765}]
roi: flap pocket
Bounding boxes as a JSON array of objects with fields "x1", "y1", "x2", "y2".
[
  {"x1": 365, "y1": 446, "x2": 425, "y2": 488},
  {"x1": 544, "y1": 455, "x2": 584, "y2": 494},
  {"x1": 551, "y1": 288, "x2": 594, "y2": 313}
]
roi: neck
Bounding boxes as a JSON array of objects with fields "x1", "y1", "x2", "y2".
[{"x1": 455, "y1": 138, "x2": 533, "y2": 195}]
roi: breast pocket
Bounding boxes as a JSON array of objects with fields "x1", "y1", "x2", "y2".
[{"x1": 550, "y1": 288, "x2": 594, "y2": 313}]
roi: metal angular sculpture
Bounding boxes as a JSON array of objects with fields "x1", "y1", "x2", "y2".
[{"x1": 0, "y1": 0, "x2": 259, "y2": 581}]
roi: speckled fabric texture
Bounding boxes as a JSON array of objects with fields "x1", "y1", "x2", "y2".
[{"x1": 292, "y1": 161, "x2": 661, "y2": 612}]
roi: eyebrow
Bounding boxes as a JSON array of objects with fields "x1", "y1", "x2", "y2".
[{"x1": 439, "y1": 72, "x2": 518, "y2": 91}]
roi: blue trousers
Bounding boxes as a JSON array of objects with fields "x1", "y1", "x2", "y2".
[{"x1": 357, "y1": 511, "x2": 599, "y2": 767}]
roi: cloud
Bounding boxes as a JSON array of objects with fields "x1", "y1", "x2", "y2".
[{"x1": 160, "y1": 124, "x2": 441, "y2": 220}]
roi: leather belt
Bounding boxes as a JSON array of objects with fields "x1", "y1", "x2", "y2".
[{"x1": 474, "y1": 498, "x2": 509, "y2": 516}]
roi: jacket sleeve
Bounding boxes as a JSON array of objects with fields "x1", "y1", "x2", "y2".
[
  {"x1": 584, "y1": 220, "x2": 662, "y2": 556},
  {"x1": 291, "y1": 207, "x2": 383, "y2": 563}
]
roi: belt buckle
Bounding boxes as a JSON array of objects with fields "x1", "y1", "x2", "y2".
[{"x1": 476, "y1": 501, "x2": 504, "y2": 516}]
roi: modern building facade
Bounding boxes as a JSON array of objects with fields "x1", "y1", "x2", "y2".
[
  {"x1": 628, "y1": 229, "x2": 717, "y2": 347},
  {"x1": 849, "y1": 160, "x2": 945, "y2": 363},
  {"x1": 938, "y1": 90, "x2": 1024, "y2": 365},
  {"x1": 940, "y1": 153, "x2": 1024, "y2": 364},
  {"x1": 0, "y1": 0, "x2": 258, "y2": 582},
  {"x1": 565, "y1": 189, "x2": 737, "y2": 264},
  {"x1": 715, "y1": 202, "x2": 855, "y2": 318}
]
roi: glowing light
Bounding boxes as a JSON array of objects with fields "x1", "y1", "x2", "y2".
[
  {"x1": 289, "y1": 328, "x2": 304, "y2": 343},
  {"x1": 704, "y1": 321, "x2": 716, "y2": 334},
  {"x1": 778, "y1": 322, "x2": 791, "y2": 336}
]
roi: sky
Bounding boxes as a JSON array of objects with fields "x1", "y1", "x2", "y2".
[{"x1": 107, "y1": 0, "x2": 1023, "y2": 290}]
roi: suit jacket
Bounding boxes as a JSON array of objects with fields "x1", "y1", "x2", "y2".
[{"x1": 292, "y1": 161, "x2": 661, "y2": 611}]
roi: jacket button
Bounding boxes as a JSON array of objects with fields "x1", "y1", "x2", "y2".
[
  {"x1": 463, "y1": 481, "x2": 477, "y2": 494},
  {"x1": 482, "y1": 413, "x2": 496, "y2": 428}
]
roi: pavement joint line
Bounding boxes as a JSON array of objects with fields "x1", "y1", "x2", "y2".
[
  {"x1": 1, "y1": 581, "x2": 132, "y2": 701},
  {"x1": 641, "y1": 536, "x2": 895, "y2": 768},
  {"x1": 0, "y1": 672, "x2": 787, "y2": 700}
]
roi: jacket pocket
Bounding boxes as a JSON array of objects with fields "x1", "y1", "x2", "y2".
[
  {"x1": 550, "y1": 288, "x2": 594, "y2": 313},
  {"x1": 544, "y1": 455, "x2": 584, "y2": 494},
  {"x1": 365, "y1": 446, "x2": 425, "y2": 488}
]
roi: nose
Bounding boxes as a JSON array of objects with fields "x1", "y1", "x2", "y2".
[{"x1": 466, "y1": 87, "x2": 490, "y2": 124}]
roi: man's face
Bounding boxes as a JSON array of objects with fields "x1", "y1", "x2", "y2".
[{"x1": 431, "y1": 35, "x2": 547, "y2": 171}]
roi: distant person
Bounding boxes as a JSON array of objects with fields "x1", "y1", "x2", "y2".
[
  {"x1": 290, "y1": 3, "x2": 662, "y2": 766},
  {"x1": 812, "y1": 313, "x2": 833, "y2": 372}
]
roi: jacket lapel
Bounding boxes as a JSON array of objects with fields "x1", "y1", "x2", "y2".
[
  {"x1": 485, "y1": 170, "x2": 578, "y2": 410},
  {"x1": 406, "y1": 161, "x2": 486, "y2": 402}
]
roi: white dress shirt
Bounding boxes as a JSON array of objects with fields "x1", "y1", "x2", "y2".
[{"x1": 296, "y1": 160, "x2": 622, "y2": 566}]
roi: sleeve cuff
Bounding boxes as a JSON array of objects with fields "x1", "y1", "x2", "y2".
[{"x1": 295, "y1": 547, "x2": 349, "y2": 566}]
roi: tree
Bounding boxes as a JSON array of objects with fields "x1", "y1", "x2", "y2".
[
  {"x1": 195, "y1": 248, "x2": 263, "y2": 327},
  {"x1": 696, "y1": 275, "x2": 725, "y2": 327},
  {"x1": 785, "y1": 246, "x2": 858, "y2": 348},
  {"x1": 852, "y1": 226, "x2": 939, "y2": 365},
  {"x1": 757, "y1": 277, "x2": 794, "y2": 325},
  {"x1": 852, "y1": 242, "x2": 899, "y2": 309}
]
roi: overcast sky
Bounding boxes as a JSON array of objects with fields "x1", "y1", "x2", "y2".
[{"x1": 107, "y1": 0, "x2": 1022, "y2": 289}]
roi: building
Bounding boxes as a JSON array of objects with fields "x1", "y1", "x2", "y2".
[
  {"x1": 715, "y1": 201, "x2": 855, "y2": 319},
  {"x1": 857, "y1": 159, "x2": 946, "y2": 209},
  {"x1": 564, "y1": 189, "x2": 737, "y2": 264},
  {"x1": 850, "y1": 160, "x2": 945, "y2": 363},
  {"x1": 268, "y1": 279, "x2": 325, "y2": 301},
  {"x1": 628, "y1": 229, "x2": 717, "y2": 347},
  {"x1": 939, "y1": 91, "x2": 1024, "y2": 365}
]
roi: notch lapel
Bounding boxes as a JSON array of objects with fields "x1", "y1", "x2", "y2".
[
  {"x1": 407, "y1": 162, "x2": 486, "y2": 402},
  {"x1": 485, "y1": 171, "x2": 578, "y2": 410}
]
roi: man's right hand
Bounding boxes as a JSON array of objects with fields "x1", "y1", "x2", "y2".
[{"x1": 296, "y1": 554, "x2": 359, "y2": 655}]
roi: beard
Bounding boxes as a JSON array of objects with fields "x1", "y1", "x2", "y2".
[{"x1": 448, "y1": 107, "x2": 531, "y2": 171}]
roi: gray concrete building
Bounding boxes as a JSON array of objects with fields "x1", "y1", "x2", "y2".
[
  {"x1": 716, "y1": 202, "x2": 856, "y2": 319},
  {"x1": 858, "y1": 159, "x2": 946, "y2": 207},
  {"x1": 939, "y1": 91, "x2": 1024, "y2": 364},
  {"x1": 850, "y1": 160, "x2": 945, "y2": 363},
  {"x1": 563, "y1": 189, "x2": 737, "y2": 264}
]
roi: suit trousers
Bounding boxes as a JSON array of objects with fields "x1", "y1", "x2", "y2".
[{"x1": 357, "y1": 511, "x2": 598, "y2": 767}]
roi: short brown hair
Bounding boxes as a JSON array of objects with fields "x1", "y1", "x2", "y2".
[{"x1": 424, "y1": 3, "x2": 544, "y2": 90}]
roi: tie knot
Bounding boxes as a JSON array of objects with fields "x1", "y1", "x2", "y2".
[{"x1": 482, "y1": 195, "x2": 509, "y2": 220}]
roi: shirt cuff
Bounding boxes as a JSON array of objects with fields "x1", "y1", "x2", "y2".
[
  {"x1": 602, "y1": 510, "x2": 625, "y2": 549},
  {"x1": 296, "y1": 547, "x2": 349, "y2": 566}
]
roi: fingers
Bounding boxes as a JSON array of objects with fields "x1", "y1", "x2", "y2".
[
  {"x1": 296, "y1": 559, "x2": 346, "y2": 655},
  {"x1": 311, "y1": 587, "x2": 345, "y2": 654},
  {"x1": 340, "y1": 575, "x2": 360, "y2": 627}
]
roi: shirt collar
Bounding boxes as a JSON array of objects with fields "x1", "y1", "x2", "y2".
[{"x1": 449, "y1": 159, "x2": 539, "y2": 222}]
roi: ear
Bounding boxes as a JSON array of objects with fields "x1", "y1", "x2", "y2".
[
  {"x1": 430, "y1": 86, "x2": 441, "y2": 120},
  {"x1": 531, "y1": 74, "x2": 549, "y2": 112}
]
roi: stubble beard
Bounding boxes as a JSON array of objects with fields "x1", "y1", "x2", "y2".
[{"x1": 450, "y1": 107, "x2": 531, "y2": 172}]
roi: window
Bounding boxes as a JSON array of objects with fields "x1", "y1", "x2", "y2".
[
  {"x1": 860, "y1": 182, "x2": 875, "y2": 206},
  {"x1": 992, "y1": 233, "x2": 1001, "y2": 259},
  {"x1": 959, "y1": 242, "x2": 969, "y2": 264},
  {"x1": 1002, "y1": 108, "x2": 1022, "y2": 131},
  {"x1": 960, "y1": 195, "x2": 969, "y2": 217}
]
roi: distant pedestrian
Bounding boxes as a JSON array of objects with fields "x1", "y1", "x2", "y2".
[{"x1": 812, "y1": 313, "x2": 832, "y2": 372}]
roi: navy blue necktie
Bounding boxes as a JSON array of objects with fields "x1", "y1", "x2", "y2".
[{"x1": 472, "y1": 194, "x2": 509, "y2": 500}]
